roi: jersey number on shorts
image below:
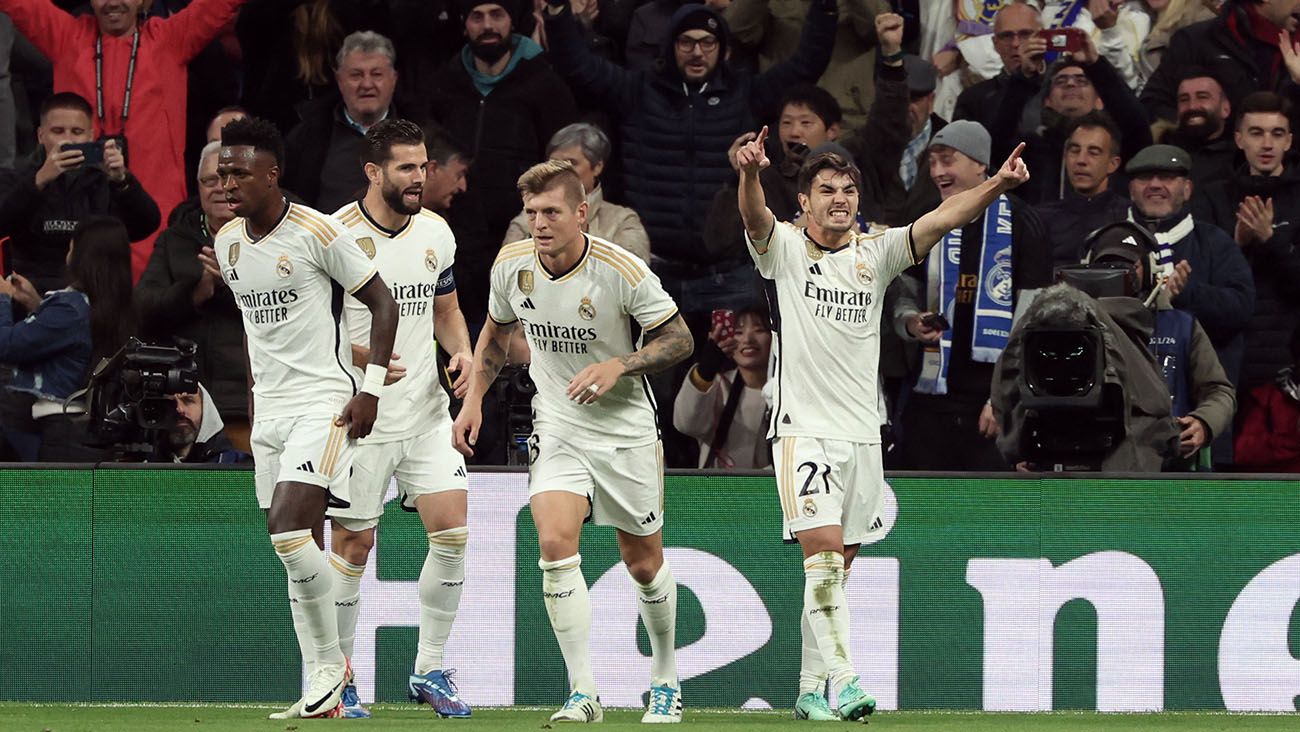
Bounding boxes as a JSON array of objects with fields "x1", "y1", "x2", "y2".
[{"x1": 797, "y1": 462, "x2": 832, "y2": 496}]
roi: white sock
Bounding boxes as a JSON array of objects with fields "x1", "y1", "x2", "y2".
[
  {"x1": 330, "y1": 553, "x2": 365, "y2": 661},
  {"x1": 803, "y1": 551, "x2": 855, "y2": 691},
  {"x1": 798, "y1": 566, "x2": 851, "y2": 696},
  {"x1": 635, "y1": 562, "x2": 678, "y2": 688},
  {"x1": 539, "y1": 553, "x2": 596, "y2": 696},
  {"x1": 272, "y1": 529, "x2": 344, "y2": 667},
  {"x1": 415, "y1": 527, "x2": 468, "y2": 675},
  {"x1": 289, "y1": 588, "x2": 317, "y2": 679}
]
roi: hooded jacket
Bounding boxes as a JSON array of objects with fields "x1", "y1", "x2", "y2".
[
  {"x1": 2, "y1": 0, "x2": 247, "y2": 280},
  {"x1": 1195, "y1": 162, "x2": 1300, "y2": 388},
  {"x1": 992, "y1": 284, "x2": 1179, "y2": 471},
  {"x1": 544, "y1": 0, "x2": 837, "y2": 271},
  {"x1": 134, "y1": 199, "x2": 248, "y2": 421}
]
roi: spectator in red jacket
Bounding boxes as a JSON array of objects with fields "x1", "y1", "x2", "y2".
[
  {"x1": 1235, "y1": 324, "x2": 1300, "y2": 472},
  {"x1": 0, "y1": 0, "x2": 246, "y2": 281}
]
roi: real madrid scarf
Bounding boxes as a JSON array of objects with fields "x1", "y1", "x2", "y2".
[
  {"x1": 916, "y1": 194, "x2": 1014, "y2": 395},
  {"x1": 1127, "y1": 209, "x2": 1192, "y2": 306}
]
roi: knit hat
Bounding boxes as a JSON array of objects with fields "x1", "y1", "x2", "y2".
[
  {"x1": 454, "y1": 0, "x2": 522, "y2": 30},
  {"x1": 673, "y1": 5, "x2": 724, "y2": 39},
  {"x1": 929, "y1": 120, "x2": 991, "y2": 166}
]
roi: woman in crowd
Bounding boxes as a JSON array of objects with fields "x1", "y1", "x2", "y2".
[
  {"x1": 0, "y1": 217, "x2": 136, "y2": 461},
  {"x1": 502, "y1": 122, "x2": 651, "y2": 261},
  {"x1": 674, "y1": 306, "x2": 772, "y2": 469}
]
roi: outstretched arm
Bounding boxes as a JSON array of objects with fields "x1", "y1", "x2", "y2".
[
  {"x1": 911, "y1": 143, "x2": 1030, "y2": 261},
  {"x1": 736, "y1": 126, "x2": 776, "y2": 242},
  {"x1": 566, "y1": 314, "x2": 694, "y2": 405}
]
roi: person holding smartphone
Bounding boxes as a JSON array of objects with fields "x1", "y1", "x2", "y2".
[{"x1": 0, "y1": 92, "x2": 159, "y2": 296}]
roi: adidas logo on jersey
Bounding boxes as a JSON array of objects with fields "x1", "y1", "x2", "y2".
[
  {"x1": 521, "y1": 298, "x2": 537, "y2": 310},
  {"x1": 454, "y1": 466, "x2": 467, "y2": 478},
  {"x1": 782, "y1": 414, "x2": 792, "y2": 425},
  {"x1": 298, "y1": 460, "x2": 316, "y2": 474},
  {"x1": 870, "y1": 516, "x2": 884, "y2": 531},
  {"x1": 809, "y1": 263, "x2": 823, "y2": 275},
  {"x1": 641, "y1": 511, "x2": 657, "y2": 526}
]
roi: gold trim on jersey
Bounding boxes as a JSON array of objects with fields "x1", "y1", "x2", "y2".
[
  {"x1": 287, "y1": 205, "x2": 341, "y2": 248},
  {"x1": 216, "y1": 217, "x2": 242, "y2": 239},
  {"x1": 347, "y1": 268, "x2": 379, "y2": 295},
  {"x1": 779, "y1": 438, "x2": 797, "y2": 521},
  {"x1": 590, "y1": 242, "x2": 647, "y2": 286},
  {"x1": 319, "y1": 418, "x2": 349, "y2": 478},
  {"x1": 495, "y1": 240, "x2": 535, "y2": 267},
  {"x1": 643, "y1": 308, "x2": 679, "y2": 333},
  {"x1": 356, "y1": 200, "x2": 413, "y2": 239},
  {"x1": 242, "y1": 200, "x2": 292, "y2": 243},
  {"x1": 537, "y1": 236, "x2": 590, "y2": 282},
  {"x1": 419, "y1": 209, "x2": 448, "y2": 225}
]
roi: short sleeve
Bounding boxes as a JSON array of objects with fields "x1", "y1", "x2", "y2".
[
  {"x1": 626, "y1": 266, "x2": 679, "y2": 332},
  {"x1": 866, "y1": 224, "x2": 919, "y2": 286},
  {"x1": 436, "y1": 226, "x2": 458, "y2": 295},
  {"x1": 317, "y1": 227, "x2": 378, "y2": 294},
  {"x1": 746, "y1": 220, "x2": 799, "y2": 279},
  {"x1": 487, "y1": 261, "x2": 518, "y2": 325}
]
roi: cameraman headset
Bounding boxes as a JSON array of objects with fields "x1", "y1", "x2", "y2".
[{"x1": 1079, "y1": 221, "x2": 1235, "y2": 468}]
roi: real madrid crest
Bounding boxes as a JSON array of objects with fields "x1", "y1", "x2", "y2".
[
  {"x1": 803, "y1": 498, "x2": 818, "y2": 518},
  {"x1": 855, "y1": 263, "x2": 873, "y2": 286},
  {"x1": 227, "y1": 241, "x2": 240, "y2": 266},
  {"x1": 356, "y1": 236, "x2": 376, "y2": 259},
  {"x1": 804, "y1": 239, "x2": 824, "y2": 262},
  {"x1": 578, "y1": 296, "x2": 596, "y2": 320},
  {"x1": 518, "y1": 270, "x2": 534, "y2": 294},
  {"x1": 276, "y1": 254, "x2": 293, "y2": 279},
  {"x1": 425, "y1": 248, "x2": 437, "y2": 272}
]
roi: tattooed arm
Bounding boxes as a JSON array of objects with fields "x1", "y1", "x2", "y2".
[
  {"x1": 451, "y1": 317, "x2": 519, "y2": 456},
  {"x1": 566, "y1": 314, "x2": 694, "y2": 405}
]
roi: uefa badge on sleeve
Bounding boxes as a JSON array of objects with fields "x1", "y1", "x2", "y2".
[
  {"x1": 276, "y1": 255, "x2": 293, "y2": 279},
  {"x1": 578, "y1": 296, "x2": 596, "y2": 320}
]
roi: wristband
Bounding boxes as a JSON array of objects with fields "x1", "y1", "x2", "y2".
[{"x1": 361, "y1": 363, "x2": 386, "y2": 397}]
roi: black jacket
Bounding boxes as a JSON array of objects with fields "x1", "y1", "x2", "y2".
[
  {"x1": 1135, "y1": 209, "x2": 1256, "y2": 389},
  {"x1": 880, "y1": 112, "x2": 945, "y2": 227},
  {"x1": 419, "y1": 44, "x2": 578, "y2": 323},
  {"x1": 991, "y1": 58, "x2": 1150, "y2": 205},
  {"x1": 1035, "y1": 187, "x2": 1132, "y2": 268},
  {"x1": 1166, "y1": 130, "x2": 1240, "y2": 194},
  {"x1": 544, "y1": 1, "x2": 836, "y2": 272},
  {"x1": 1141, "y1": 2, "x2": 1297, "y2": 124},
  {"x1": 952, "y1": 73, "x2": 1009, "y2": 132},
  {"x1": 0, "y1": 157, "x2": 160, "y2": 294},
  {"x1": 282, "y1": 95, "x2": 380, "y2": 212},
  {"x1": 1195, "y1": 163, "x2": 1300, "y2": 388},
  {"x1": 134, "y1": 200, "x2": 248, "y2": 420}
]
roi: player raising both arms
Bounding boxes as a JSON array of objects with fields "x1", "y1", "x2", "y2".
[
  {"x1": 327, "y1": 119, "x2": 474, "y2": 719},
  {"x1": 453, "y1": 160, "x2": 694, "y2": 724},
  {"x1": 735, "y1": 127, "x2": 1029, "y2": 721},
  {"x1": 200, "y1": 117, "x2": 398, "y2": 719}
]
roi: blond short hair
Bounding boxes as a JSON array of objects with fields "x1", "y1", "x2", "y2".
[{"x1": 517, "y1": 159, "x2": 586, "y2": 209}]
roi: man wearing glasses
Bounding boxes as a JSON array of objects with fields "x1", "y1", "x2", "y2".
[
  {"x1": 541, "y1": 0, "x2": 838, "y2": 420},
  {"x1": 983, "y1": 24, "x2": 1150, "y2": 205},
  {"x1": 953, "y1": 2, "x2": 1043, "y2": 130}
]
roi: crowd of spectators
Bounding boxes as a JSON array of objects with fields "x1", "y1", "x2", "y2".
[{"x1": 1, "y1": 0, "x2": 1299, "y2": 472}]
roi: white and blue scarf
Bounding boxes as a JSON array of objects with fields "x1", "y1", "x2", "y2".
[{"x1": 916, "y1": 194, "x2": 1015, "y2": 395}]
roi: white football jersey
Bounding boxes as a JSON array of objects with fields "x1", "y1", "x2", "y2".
[
  {"x1": 488, "y1": 235, "x2": 678, "y2": 448},
  {"x1": 747, "y1": 220, "x2": 916, "y2": 443},
  {"x1": 215, "y1": 202, "x2": 377, "y2": 419},
  {"x1": 334, "y1": 201, "x2": 458, "y2": 443}
]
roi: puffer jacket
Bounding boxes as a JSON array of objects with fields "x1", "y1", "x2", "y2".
[{"x1": 544, "y1": 1, "x2": 836, "y2": 271}]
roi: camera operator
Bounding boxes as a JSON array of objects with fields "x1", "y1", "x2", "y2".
[
  {"x1": 0, "y1": 217, "x2": 136, "y2": 461},
  {"x1": 993, "y1": 221, "x2": 1233, "y2": 471},
  {"x1": 0, "y1": 93, "x2": 160, "y2": 296},
  {"x1": 156, "y1": 384, "x2": 249, "y2": 464}
]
